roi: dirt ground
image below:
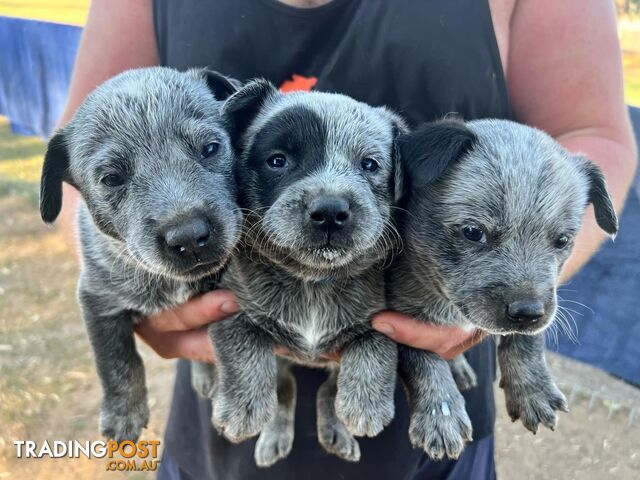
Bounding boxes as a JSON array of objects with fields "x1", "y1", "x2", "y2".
[
  {"x1": 0, "y1": 189, "x2": 637, "y2": 479},
  {"x1": 0, "y1": 193, "x2": 175, "y2": 479}
]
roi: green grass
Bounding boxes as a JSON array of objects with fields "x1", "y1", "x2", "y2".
[{"x1": 0, "y1": 118, "x2": 45, "y2": 205}]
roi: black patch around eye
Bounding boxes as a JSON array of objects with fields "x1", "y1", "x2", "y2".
[
  {"x1": 266, "y1": 153, "x2": 287, "y2": 169},
  {"x1": 242, "y1": 105, "x2": 327, "y2": 209}
]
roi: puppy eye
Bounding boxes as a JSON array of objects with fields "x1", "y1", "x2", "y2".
[
  {"x1": 361, "y1": 158, "x2": 379, "y2": 172},
  {"x1": 200, "y1": 142, "x2": 220, "y2": 159},
  {"x1": 101, "y1": 173, "x2": 126, "y2": 187},
  {"x1": 266, "y1": 154, "x2": 287, "y2": 169},
  {"x1": 461, "y1": 225, "x2": 487, "y2": 244},
  {"x1": 554, "y1": 234, "x2": 570, "y2": 249}
]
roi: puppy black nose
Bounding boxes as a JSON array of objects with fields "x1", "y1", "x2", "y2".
[
  {"x1": 164, "y1": 217, "x2": 211, "y2": 256},
  {"x1": 507, "y1": 299, "x2": 545, "y2": 323},
  {"x1": 308, "y1": 196, "x2": 351, "y2": 230}
]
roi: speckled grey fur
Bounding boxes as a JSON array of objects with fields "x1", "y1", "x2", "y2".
[
  {"x1": 200, "y1": 80, "x2": 405, "y2": 466},
  {"x1": 388, "y1": 119, "x2": 618, "y2": 459},
  {"x1": 38, "y1": 67, "x2": 242, "y2": 442}
]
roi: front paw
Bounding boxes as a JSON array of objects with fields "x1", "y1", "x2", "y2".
[
  {"x1": 100, "y1": 400, "x2": 150, "y2": 443},
  {"x1": 501, "y1": 377, "x2": 568, "y2": 433},
  {"x1": 212, "y1": 387, "x2": 277, "y2": 443},
  {"x1": 408, "y1": 390, "x2": 472, "y2": 460},
  {"x1": 335, "y1": 387, "x2": 394, "y2": 438}
]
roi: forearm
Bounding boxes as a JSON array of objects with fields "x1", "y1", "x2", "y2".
[
  {"x1": 506, "y1": 0, "x2": 638, "y2": 282},
  {"x1": 557, "y1": 131, "x2": 637, "y2": 282}
]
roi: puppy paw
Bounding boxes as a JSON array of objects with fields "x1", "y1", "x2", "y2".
[
  {"x1": 450, "y1": 360, "x2": 477, "y2": 391},
  {"x1": 212, "y1": 388, "x2": 277, "y2": 443},
  {"x1": 100, "y1": 401, "x2": 150, "y2": 443},
  {"x1": 254, "y1": 424, "x2": 294, "y2": 467},
  {"x1": 191, "y1": 368, "x2": 216, "y2": 399},
  {"x1": 335, "y1": 388, "x2": 394, "y2": 438},
  {"x1": 409, "y1": 393, "x2": 473, "y2": 460},
  {"x1": 501, "y1": 378, "x2": 568, "y2": 433},
  {"x1": 318, "y1": 419, "x2": 361, "y2": 462}
]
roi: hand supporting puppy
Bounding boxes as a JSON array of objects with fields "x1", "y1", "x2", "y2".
[
  {"x1": 136, "y1": 298, "x2": 485, "y2": 364},
  {"x1": 135, "y1": 290, "x2": 239, "y2": 362},
  {"x1": 372, "y1": 311, "x2": 486, "y2": 360}
]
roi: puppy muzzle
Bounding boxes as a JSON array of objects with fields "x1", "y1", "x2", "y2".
[{"x1": 155, "y1": 210, "x2": 229, "y2": 276}]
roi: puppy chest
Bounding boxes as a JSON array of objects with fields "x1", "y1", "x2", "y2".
[
  {"x1": 275, "y1": 295, "x2": 368, "y2": 354},
  {"x1": 288, "y1": 304, "x2": 335, "y2": 351}
]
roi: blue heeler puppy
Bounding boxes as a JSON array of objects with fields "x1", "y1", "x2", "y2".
[
  {"x1": 39, "y1": 67, "x2": 242, "y2": 442},
  {"x1": 387, "y1": 119, "x2": 618, "y2": 460},
  {"x1": 194, "y1": 79, "x2": 406, "y2": 467}
]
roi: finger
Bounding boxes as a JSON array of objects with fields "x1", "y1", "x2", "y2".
[
  {"x1": 135, "y1": 323, "x2": 215, "y2": 362},
  {"x1": 439, "y1": 330, "x2": 487, "y2": 360},
  {"x1": 146, "y1": 289, "x2": 239, "y2": 332},
  {"x1": 372, "y1": 311, "x2": 478, "y2": 356}
]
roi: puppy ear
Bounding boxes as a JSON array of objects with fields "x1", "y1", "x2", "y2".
[
  {"x1": 399, "y1": 120, "x2": 477, "y2": 193},
  {"x1": 221, "y1": 78, "x2": 278, "y2": 148},
  {"x1": 199, "y1": 69, "x2": 241, "y2": 101},
  {"x1": 376, "y1": 108, "x2": 409, "y2": 203},
  {"x1": 40, "y1": 130, "x2": 71, "y2": 223},
  {"x1": 577, "y1": 156, "x2": 618, "y2": 237}
]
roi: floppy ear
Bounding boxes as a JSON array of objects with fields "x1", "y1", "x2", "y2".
[
  {"x1": 40, "y1": 130, "x2": 71, "y2": 223},
  {"x1": 377, "y1": 108, "x2": 409, "y2": 203},
  {"x1": 199, "y1": 69, "x2": 241, "y2": 101},
  {"x1": 221, "y1": 78, "x2": 278, "y2": 149},
  {"x1": 391, "y1": 125, "x2": 405, "y2": 204},
  {"x1": 578, "y1": 156, "x2": 618, "y2": 237},
  {"x1": 398, "y1": 120, "x2": 477, "y2": 193}
]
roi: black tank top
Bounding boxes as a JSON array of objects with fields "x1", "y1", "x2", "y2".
[{"x1": 154, "y1": 1, "x2": 511, "y2": 478}]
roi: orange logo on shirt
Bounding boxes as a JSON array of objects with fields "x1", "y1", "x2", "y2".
[{"x1": 280, "y1": 74, "x2": 318, "y2": 93}]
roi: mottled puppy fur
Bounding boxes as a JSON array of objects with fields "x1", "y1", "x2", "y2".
[
  {"x1": 39, "y1": 67, "x2": 242, "y2": 442},
  {"x1": 198, "y1": 79, "x2": 404, "y2": 466},
  {"x1": 388, "y1": 119, "x2": 618, "y2": 460}
]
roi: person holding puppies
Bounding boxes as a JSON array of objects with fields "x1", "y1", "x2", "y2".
[{"x1": 54, "y1": 0, "x2": 636, "y2": 479}]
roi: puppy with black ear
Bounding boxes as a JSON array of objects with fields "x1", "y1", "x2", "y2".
[
  {"x1": 39, "y1": 67, "x2": 242, "y2": 442},
  {"x1": 388, "y1": 119, "x2": 618, "y2": 459},
  {"x1": 204, "y1": 79, "x2": 405, "y2": 466}
]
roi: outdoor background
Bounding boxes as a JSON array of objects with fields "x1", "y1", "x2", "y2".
[{"x1": 0, "y1": 1, "x2": 639, "y2": 479}]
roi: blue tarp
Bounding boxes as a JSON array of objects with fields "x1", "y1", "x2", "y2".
[
  {"x1": 554, "y1": 110, "x2": 640, "y2": 385},
  {"x1": 0, "y1": 16, "x2": 81, "y2": 137},
  {"x1": 0, "y1": 15, "x2": 638, "y2": 384}
]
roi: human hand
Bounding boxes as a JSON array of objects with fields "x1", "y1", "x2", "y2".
[
  {"x1": 135, "y1": 290, "x2": 240, "y2": 362},
  {"x1": 372, "y1": 311, "x2": 486, "y2": 360}
]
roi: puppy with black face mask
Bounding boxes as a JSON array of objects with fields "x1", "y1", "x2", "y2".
[
  {"x1": 39, "y1": 67, "x2": 242, "y2": 442},
  {"x1": 388, "y1": 119, "x2": 618, "y2": 460},
  {"x1": 200, "y1": 79, "x2": 405, "y2": 466}
]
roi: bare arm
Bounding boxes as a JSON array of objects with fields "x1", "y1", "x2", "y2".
[
  {"x1": 374, "y1": 0, "x2": 637, "y2": 350},
  {"x1": 507, "y1": 0, "x2": 638, "y2": 281}
]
